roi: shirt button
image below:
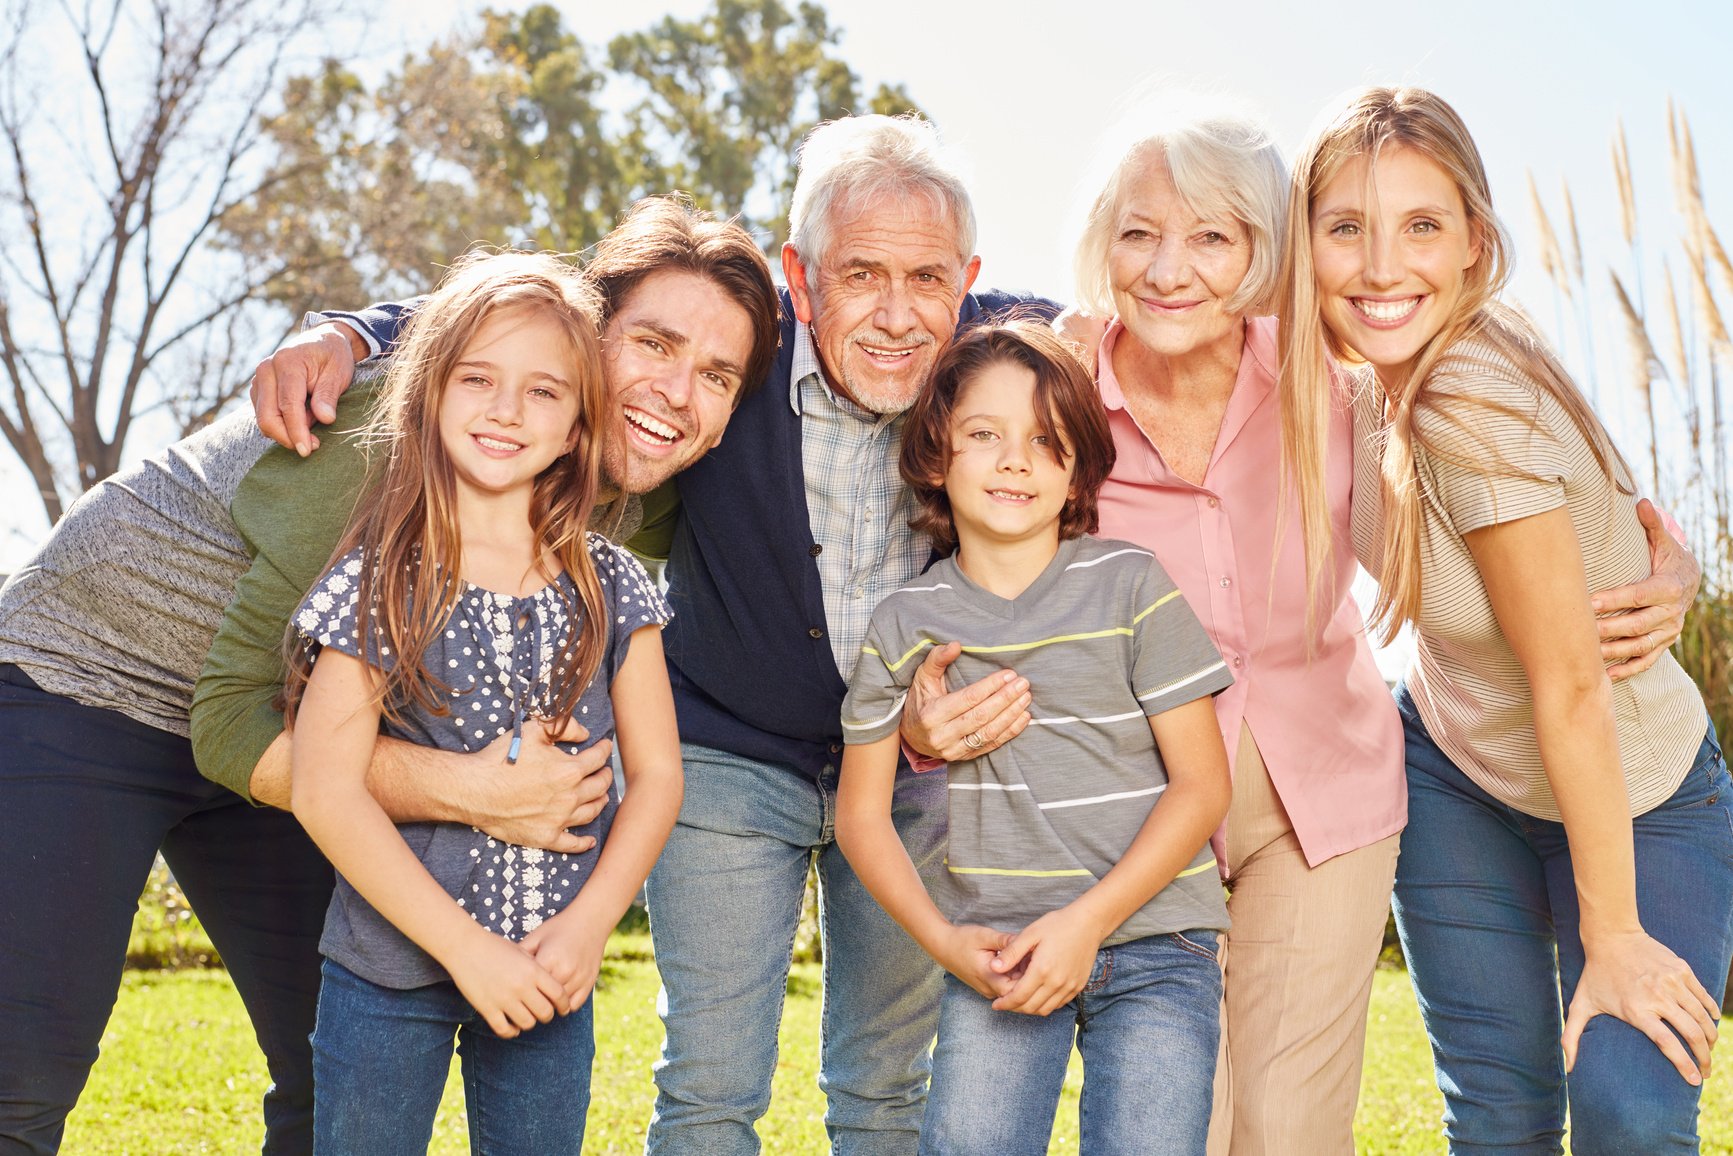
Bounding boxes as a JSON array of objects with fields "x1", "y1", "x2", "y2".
[
  {"x1": 829, "y1": 743, "x2": 842, "y2": 754},
  {"x1": 1207, "y1": 497, "x2": 1220, "y2": 508},
  {"x1": 1233, "y1": 656, "x2": 1244, "y2": 668},
  {"x1": 1219, "y1": 576, "x2": 1232, "y2": 588},
  {"x1": 809, "y1": 543, "x2": 823, "y2": 556},
  {"x1": 809, "y1": 627, "x2": 825, "y2": 639}
]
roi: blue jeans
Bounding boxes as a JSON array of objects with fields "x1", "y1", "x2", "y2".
[
  {"x1": 0, "y1": 666, "x2": 332, "y2": 1155},
  {"x1": 643, "y1": 743, "x2": 948, "y2": 1155},
  {"x1": 920, "y1": 931, "x2": 1221, "y2": 1156},
  {"x1": 1393, "y1": 686, "x2": 1733, "y2": 1155},
  {"x1": 311, "y1": 959, "x2": 593, "y2": 1155}
]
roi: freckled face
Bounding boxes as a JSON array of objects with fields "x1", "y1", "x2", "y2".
[
  {"x1": 942, "y1": 361, "x2": 1074, "y2": 553},
  {"x1": 1310, "y1": 145, "x2": 1482, "y2": 384},
  {"x1": 783, "y1": 194, "x2": 981, "y2": 415},
  {"x1": 1107, "y1": 153, "x2": 1254, "y2": 364}
]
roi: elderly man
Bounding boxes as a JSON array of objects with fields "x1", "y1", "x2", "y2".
[
  {"x1": 0, "y1": 196, "x2": 776, "y2": 1156},
  {"x1": 254, "y1": 116, "x2": 1046, "y2": 1153}
]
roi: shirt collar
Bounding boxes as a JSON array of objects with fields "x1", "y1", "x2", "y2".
[
  {"x1": 1096, "y1": 321, "x2": 1132, "y2": 412},
  {"x1": 789, "y1": 321, "x2": 888, "y2": 424},
  {"x1": 789, "y1": 322, "x2": 835, "y2": 415}
]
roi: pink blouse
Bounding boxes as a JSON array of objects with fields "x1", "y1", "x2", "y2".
[{"x1": 1095, "y1": 316, "x2": 1404, "y2": 867}]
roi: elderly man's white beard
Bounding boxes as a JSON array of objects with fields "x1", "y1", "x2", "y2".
[{"x1": 833, "y1": 325, "x2": 938, "y2": 416}]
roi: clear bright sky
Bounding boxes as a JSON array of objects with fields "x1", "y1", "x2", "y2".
[{"x1": 6, "y1": 0, "x2": 1730, "y2": 602}]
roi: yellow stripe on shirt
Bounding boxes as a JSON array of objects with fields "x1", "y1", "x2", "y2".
[
  {"x1": 1131, "y1": 588, "x2": 1184, "y2": 625},
  {"x1": 946, "y1": 863, "x2": 1095, "y2": 878}
]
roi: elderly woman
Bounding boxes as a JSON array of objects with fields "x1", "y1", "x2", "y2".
[
  {"x1": 1070, "y1": 108, "x2": 1402, "y2": 1156},
  {"x1": 902, "y1": 103, "x2": 1699, "y2": 1156}
]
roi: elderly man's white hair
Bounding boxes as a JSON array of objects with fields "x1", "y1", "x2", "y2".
[{"x1": 786, "y1": 113, "x2": 977, "y2": 270}]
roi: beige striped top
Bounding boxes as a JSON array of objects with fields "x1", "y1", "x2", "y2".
[{"x1": 1351, "y1": 334, "x2": 1706, "y2": 821}]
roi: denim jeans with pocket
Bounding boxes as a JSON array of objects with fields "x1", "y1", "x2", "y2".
[
  {"x1": 919, "y1": 930, "x2": 1222, "y2": 1156},
  {"x1": 0, "y1": 664, "x2": 332, "y2": 1155},
  {"x1": 643, "y1": 742, "x2": 949, "y2": 1155},
  {"x1": 311, "y1": 958, "x2": 594, "y2": 1155},
  {"x1": 1392, "y1": 684, "x2": 1733, "y2": 1155}
]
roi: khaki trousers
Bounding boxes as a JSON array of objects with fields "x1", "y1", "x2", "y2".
[{"x1": 1206, "y1": 724, "x2": 1400, "y2": 1156}]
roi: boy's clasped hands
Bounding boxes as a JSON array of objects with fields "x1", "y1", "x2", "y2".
[{"x1": 941, "y1": 899, "x2": 1113, "y2": 1017}]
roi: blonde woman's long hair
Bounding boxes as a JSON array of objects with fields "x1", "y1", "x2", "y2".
[
  {"x1": 1277, "y1": 86, "x2": 1632, "y2": 643},
  {"x1": 284, "y1": 250, "x2": 616, "y2": 729}
]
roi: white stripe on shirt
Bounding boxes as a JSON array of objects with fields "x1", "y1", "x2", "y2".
[{"x1": 1038, "y1": 784, "x2": 1168, "y2": 810}]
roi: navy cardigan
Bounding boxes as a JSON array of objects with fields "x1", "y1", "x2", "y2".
[{"x1": 663, "y1": 287, "x2": 1052, "y2": 780}]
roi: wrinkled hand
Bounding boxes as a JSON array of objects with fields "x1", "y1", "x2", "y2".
[
  {"x1": 990, "y1": 905, "x2": 1104, "y2": 1017},
  {"x1": 522, "y1": 910, "x2": 609, "y2": 1015},
  {"x1": 468, "y1": 720, "x2": 613, "y2": 852},
  {"x1": 1564, "y1": 929, "x2": 1719, "y2": 1085},
  {"x1": 932, "y1": 923, "x2": 1016, "y2": 1001},
  {"x1": 1052, "y1": 306, "x2": 1110, "y2": 369},
  {"x1": 1593, "y1": 499, "x2": 1700, "y2": 679},
  {"x1": 250, "y1": 323, "x2": 362, "y2": 455},
  {"x1": 899, "y1": 643, "x2": 1030, "y2": 763},
  {"x1": 445, "y1": 929, "x2": 565, "y2": 1039}
]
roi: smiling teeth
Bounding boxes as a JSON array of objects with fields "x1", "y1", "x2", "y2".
[
  {"x1": 625, "y1": 409, "x2": 680, "y2": 444},
  {"x1": 1355, "y1": 297, "x2": 1420, "y2": 322},
  {"x1": 475, "y1": 435, "x2": 521, "y2": 451},
  {"x1": 989, "y1": 490, "x2": 1032, "y2": 502},
  {"x1": 861, "y1": 345, "x2": 915, "y2": 359}
]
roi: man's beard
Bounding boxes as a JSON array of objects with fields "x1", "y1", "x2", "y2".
[{"x1": 831, "y1": 324, "x2": 936, "y2": 415}]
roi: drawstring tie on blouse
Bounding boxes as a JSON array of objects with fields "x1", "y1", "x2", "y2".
[{"x1": 505, "y1": 597, "x2": 542, "y2": 765}]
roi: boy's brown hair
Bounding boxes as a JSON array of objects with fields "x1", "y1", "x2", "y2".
[{"x1": 900, "y1": 319, "x2": 1115, "y2": 553}]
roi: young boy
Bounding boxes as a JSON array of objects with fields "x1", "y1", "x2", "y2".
[{"x1": 835, "y1": 321, "x2": 1234, "y2": 1155}]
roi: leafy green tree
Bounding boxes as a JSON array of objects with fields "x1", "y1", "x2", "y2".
[
  {"x1": 608, "y1": 0, "x2": 922, "y2": 247},
  {"x1": 216, "y1": 44, "x2": 533, "y2": 310},
  {"x1": 220, "y1": 0, "x2": 924, "y2": 311}
]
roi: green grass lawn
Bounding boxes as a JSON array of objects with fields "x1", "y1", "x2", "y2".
[{"x1": 62, "y1": 931, "x2": 1733, "y2": 1154}]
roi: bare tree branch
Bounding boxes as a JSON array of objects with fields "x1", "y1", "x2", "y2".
[{"x1": 0, "y1": 0, "x2": 340, "y2": 518}]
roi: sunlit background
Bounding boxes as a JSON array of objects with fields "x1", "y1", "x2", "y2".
[{"x1": 7, "y1": 0, "x2": 1731, "y2": 680}]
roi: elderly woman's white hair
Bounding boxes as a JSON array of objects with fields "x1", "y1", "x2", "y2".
[
  {"x1": 787, "y1": 113, "x2": 977, "y2": 271},
  {"x1": 1072, "y1": 93, "x2": 1287, "y2": 318}
]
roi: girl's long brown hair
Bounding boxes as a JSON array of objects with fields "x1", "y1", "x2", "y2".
[
  {"x1": 285, "y1": 251, "x2": 616, "y2": 729},
  {"x1": 1277, "y1": 86, "x2": 1633, "y2": 643}
]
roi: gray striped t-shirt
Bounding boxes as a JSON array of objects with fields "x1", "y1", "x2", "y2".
[{"x1": 842, "y1": 535, "x2": 1233, "y2": 945}]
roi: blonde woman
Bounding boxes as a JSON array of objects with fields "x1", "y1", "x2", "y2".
[{"x1": 1280, "y1": 86, "x2": 1732, "y2": 1153}]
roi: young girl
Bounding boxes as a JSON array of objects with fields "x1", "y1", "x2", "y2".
[
  {"x1": 285, "y1": 252, "x2": 681, "y2": 1152},
  {"x1": 835, "y1": 321, "x2": 1234, "y2": 1155},
  {"x1": 1281, "y1": 87, "x2": 1733, "y2": 1153}
]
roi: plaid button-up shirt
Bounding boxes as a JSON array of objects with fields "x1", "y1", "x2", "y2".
[{"x1": 789, "y1": 323, "x2": 932, "y2": 681}]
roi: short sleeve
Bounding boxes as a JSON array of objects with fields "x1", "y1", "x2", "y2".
[
  {"x1": 1418, "y1": 372, "x2": 1570, "y2": 535},
  {"x1": 1129, "y1": 558, "x2": 1232, "y2": 717},
  {"x1": 292, "y1": 547, "x2": 385, "y2": 667},
  {"x1": 591, "y1": 534, "x2": 673, "y2": 684},
  {"x1": 840, "y1": 609, "x2": 914, "y2": 745}
]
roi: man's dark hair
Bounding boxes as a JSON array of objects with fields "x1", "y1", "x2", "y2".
[
  {"x1": 900, "y1": 320, "x2": 1116, "y2": 553},
  {"x1": 588, "y1": 195, "x2": 781, "y2": 400}
]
